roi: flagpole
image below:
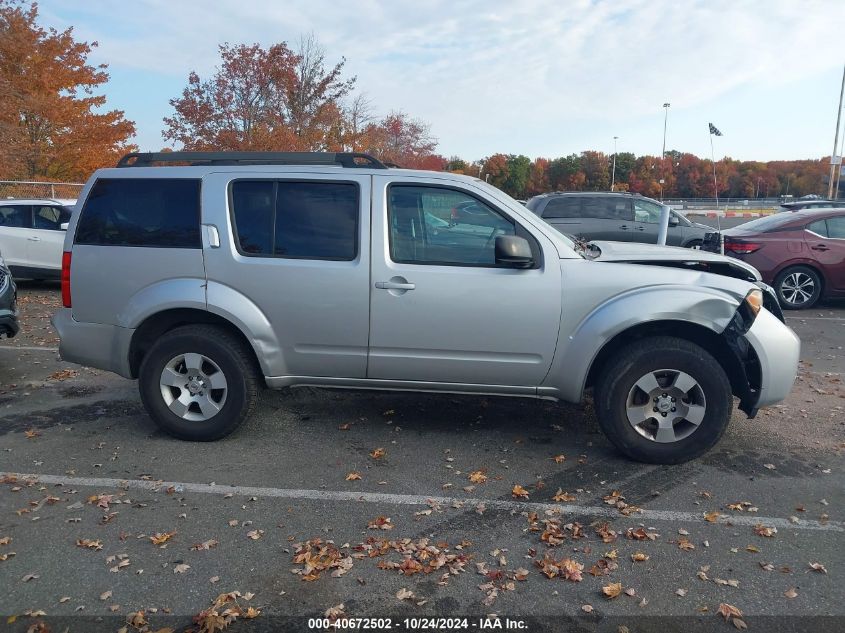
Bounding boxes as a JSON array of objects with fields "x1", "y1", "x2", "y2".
[
  {"x1": 828, "y1": 64, "x2": 845, "y2": 199},
  {"x1": 710, "y1": 126, "x2": 723, "y2": 253}
]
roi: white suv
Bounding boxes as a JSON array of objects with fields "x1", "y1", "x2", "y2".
[{"x1": 0, "y1": 199, "x2": 74, "y2": 279}]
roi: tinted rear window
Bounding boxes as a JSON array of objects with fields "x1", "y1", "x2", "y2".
[
  {"x1": 543, "y1": 197, "x2": 582, "y2": 218},
  {"x1": 76, "y1": 179, "x2": 201, "y2": 247},
  {"x1": 230, "y1": 180, "x2": 359, "y2": 260}
]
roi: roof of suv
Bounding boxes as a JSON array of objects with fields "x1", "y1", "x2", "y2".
[
  {"x1": 0, "y1": 198, "x2": 69, "y2": 206},
  {"x1": 529, "y1": 191, "x2": 646, "y2": 200}
]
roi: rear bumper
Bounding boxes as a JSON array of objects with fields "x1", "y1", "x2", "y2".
[
  {"x1": 744, "y1": 308, "x2": 800, "y2": 408},
  {"x1": 0, "y1": 275, "x2": 18, "y2": 338},
  {"x1": 51, "y1": 308, "x2": 134, "y2": 378}
]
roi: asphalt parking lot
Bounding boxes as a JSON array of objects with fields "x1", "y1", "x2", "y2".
[{"x1": 0, "y1": 281, "x2": 843, "y2": 633}]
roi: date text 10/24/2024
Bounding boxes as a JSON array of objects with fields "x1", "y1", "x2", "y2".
[{"x1": 307, "y1": 617, "x2": 529, "y2": 630}]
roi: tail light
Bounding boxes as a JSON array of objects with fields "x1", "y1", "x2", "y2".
[
  {"x1": 61, "y1": 251, "x2": 72, "y2": 308},
  {"x1": 725, "y1": 239, "x2": 761, "y2": 255}
]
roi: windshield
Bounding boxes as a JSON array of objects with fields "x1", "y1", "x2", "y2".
[{"x1": 472, "y1": 180, "x2": 578, "y2": 251}]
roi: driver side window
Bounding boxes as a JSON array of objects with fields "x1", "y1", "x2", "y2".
[
  {"x1": 633, "y1": 200, "x2": 664, "y2": 224},
  {"x1": 388, "y1": 186, "x2": 515, "y2": 266}
]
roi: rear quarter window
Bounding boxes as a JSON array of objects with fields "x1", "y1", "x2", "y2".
[{"x1": 75, "y1": 178, "x2": 201, "y2": 248}]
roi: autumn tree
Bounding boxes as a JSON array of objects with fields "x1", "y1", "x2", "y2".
[
  {"x1": 0, "y1": 0, "x2": 136, "y2": 180},
  {"x1": 362, "y1": 111, "x2": 439, "y2": 167},
  {"x1": 526, "y1": 158, "x2": 550, "y2": 197}
]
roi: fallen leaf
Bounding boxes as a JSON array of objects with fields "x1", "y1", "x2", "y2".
[
  {"x1": 468, "y1": 471, "x2": 488, "y2": 484},
  {"x1": 150, "y1": 531, "x2": 176, "y2": 545},
  {"x1": 190, "y1": 539, "x2": 219, "y2": 551},
  {"x1": 369, "y1": 447, "x2": 386, "y2": 459},
  {"x1": 210, "y1": 576, "x2": 220, "y2": 583},
  {"x1": 246, "y1": 529, "x2": 264, "y2": 540},
  {"x1": 783, "y1": 587, "x2": 798, "y2": 599},
  {"x1": 602, "y1": 582, "x2": 623, "y2": 599},
  {"x1": 511, "y1": 485, "x2": 530, "y2": 499},
  {"x1": 22, "y1": 573, "x2": 39, "y2": 582},
  {"x1": 763, "y1": 463, "x2": 776, "y2": 470},
  {"x1": 76, "y1": 538, "x2": 103, "y2": 551},
  {"x1": 345, "y1": 472, "x2": 362, "y2": 481},
  {"x1": 552, "y1": 489, "x2": 576, "y2": 502},
  {"x1": 754, "y1": 524, "x2": 777, "y2": 538},
  {"x1": 631, "y1": 552, "x2": 649, "y2": 562},
  {"x1": 581, "y1": 604, "x2": 593, "y2": 613},
  {"x1": 717, "y1": 603, "x2": 743, "y2": 621},
  {"x1": 367, "y1": 516, "x2": 394, "y2": 530},
  {"x1": 551, "y1": 454, "x2": 566, "y2": 463},
  {"x1": 704, "y1": 511, "x2": 720, "y2": 523},
  {"x1": 676, "y1": 588, "x2": 688, "y2": 597},
  {"x1": 338, "y1": 423, "x2": 351, "y2": 431},
  {"x1": 173, "y1": 564, "x2": 190, "y2": 574},
  {"x1": 59, "y1": 597, "x2": 70, "y2": 603},
  {"x1": 24, "y1": 429, "x2": 42, "y2": 439},
  {"x1": 100, "y1": 590, "x2": 112, "y2": 601},
  {"x1": 396, "y1": 588, "x2": 415, "y2": 601},
  {"x1": 809, "y1": 562, "x2": 827, "y2": 574},
  {"x1": 0, "y1": 537, "x2": 11, "y2": 546}
]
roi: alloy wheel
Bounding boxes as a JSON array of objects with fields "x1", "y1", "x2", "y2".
[
  {"x1": 625, "y1": 369, "x2": 707, "y2": 443},
  {"x1": 159, "y1": 353, "x2": 228, "y2": 422}
]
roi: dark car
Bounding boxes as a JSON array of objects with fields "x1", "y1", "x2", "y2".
[
  {"x1": 776, "y1": 200, "x2": 845, "y2": 213},
  {"x1": 0, "y1": 249, "x2": 20, "y2": 339},
  {"x1": 525, "y1": 192, "x2": 710, "y2": 248},
  {"x1": 705, "y1": 208, "x2": 845, "y2": 309}
]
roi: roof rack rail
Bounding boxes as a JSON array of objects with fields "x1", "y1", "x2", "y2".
[{"x1": 116, "y1": 151, "x2": 388, "y2": 169}]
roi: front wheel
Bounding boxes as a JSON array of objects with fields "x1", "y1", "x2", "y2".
[
  {"x1": 594, "y1": 336, "x2": 732, "y2": 464},
  {"x1": 138, "y1": 325, "x2": 260, "y2": 441}
]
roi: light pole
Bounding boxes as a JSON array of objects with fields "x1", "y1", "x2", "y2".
[
  {"x1": 661, "y1": 103, "x2": 671, "y2": 158},
  {"x1": 611, "y1": 136, "x2": 618, "y2": 191}
]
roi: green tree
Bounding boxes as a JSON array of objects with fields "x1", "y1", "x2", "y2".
[{"x1": 503, "y1": 154, "x2": 531, "y2": 198}]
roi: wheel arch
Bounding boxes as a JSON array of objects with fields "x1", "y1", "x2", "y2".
[
  {"x1": 584, "y1": 320, "x2": 757, "y2": 407},
  {"x1": 128, "y1": 308, "x2": 265, "y2": 381}
]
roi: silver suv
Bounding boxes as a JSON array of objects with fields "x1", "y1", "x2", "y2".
[{"x1": 53, "y1": 152, "x2": 800, "y2": 464}]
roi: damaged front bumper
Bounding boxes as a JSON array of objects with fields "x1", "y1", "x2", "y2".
[{"x1": 722, "y1": 285, "x2": 799, "y2": 417}]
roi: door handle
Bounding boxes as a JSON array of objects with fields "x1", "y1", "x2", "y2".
[
  {"x1": 811, "y1": 244, "x2": 829, "y2": 251},
  {"x1": 619, "y1": 225, "x2": 630, "y2": 230},
  {"x1": 634, "y1": 226, "x2": 645, "y2": 231},
  {"x1": 375, "y1": 281, "x2": 416, "y2": 290},
  {"x1": 27, "y1": 236, "x2": 41, "y2": 241}
]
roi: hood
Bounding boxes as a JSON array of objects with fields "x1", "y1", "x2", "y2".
[{"x1": 583, "y1": 240, "x2": 761, "y2": 282}]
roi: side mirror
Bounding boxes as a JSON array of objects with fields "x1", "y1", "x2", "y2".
[
  {"x1": 495, "y1": 235, "x2": 534, "y2": 268},
  {"x1": 60, "y1": 222, "x2": 69, "y2": 231},
  {"x1": 668, "y1": 215, "x2": 680, "y2": 226}
]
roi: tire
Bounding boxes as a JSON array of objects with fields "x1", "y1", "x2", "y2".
[
  {"x1": 138, "y1": 325, "x2": 260, "y2": 441},
  {"x1": 774, "y1": 265, "x2": 822, "y2": 310},
  {"x1": 594, "y1": 336, "x2": 732, "y2": 464}
]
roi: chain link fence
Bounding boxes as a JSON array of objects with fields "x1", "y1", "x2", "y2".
[{"x1": 0, "y1": 180, "x2": 84, "y2": 202}]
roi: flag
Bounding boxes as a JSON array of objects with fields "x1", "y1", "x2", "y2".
[{"x1": 709, "y1": 123, "x2": 723, "y2": 136}]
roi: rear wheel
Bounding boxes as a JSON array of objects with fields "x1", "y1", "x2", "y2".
[
  {"x1": 594, "y1": 336, "x2": 732, "y2": 464},
  {"x1": 138, "y1": 325, "x2": 260, "y2": 441},
  {"x1": 774, "y1": 265, "x2": 821, "y2": 309}
]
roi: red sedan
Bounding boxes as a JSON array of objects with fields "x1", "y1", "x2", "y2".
[{"x1": 714, "y1": 208, "x2": 845, "y2": 309}]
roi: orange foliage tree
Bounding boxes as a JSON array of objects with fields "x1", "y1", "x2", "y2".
[{"x1": 0, "y1": 0, "x2": 136, "y2": 181}]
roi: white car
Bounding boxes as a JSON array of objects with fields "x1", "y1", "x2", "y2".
[{"x1": 0, "y1": 199, "x2": 74, "y2": 279}]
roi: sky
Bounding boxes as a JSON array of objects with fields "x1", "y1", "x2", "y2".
[{"x1": 37, "y1": 0, "x2": 845, "y2": 162}]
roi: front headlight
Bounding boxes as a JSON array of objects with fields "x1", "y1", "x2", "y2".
[{"x1": 744, "y1": 289, "x2": 763, "y2": 317}]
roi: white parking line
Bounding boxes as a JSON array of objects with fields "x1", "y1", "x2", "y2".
[
  {"x1": 0, "y1": 345, "x2": 59, "y2": 352},
  {"x1": 785, "y1": 316, "x2": 845, "y2": 321},
  {"x1": 4, "y1": 471, "x2": 842, "y2": 533}
]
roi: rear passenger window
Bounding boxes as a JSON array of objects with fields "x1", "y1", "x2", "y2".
[
  {"x1": 0, "y1": 205, "x2": 32, "y2": 228},
  {"x1": 76, "y1": 179, "x2": 200, "y2": 248},
  {"x1": 807, "y1": 220, "x2": 828, "y2": 237},
  {"x1": 827, "y1": 217, "x2": 845, "y2": 239},
  {"x1": 543, "y1": 198, "x2": 581, "y2": 218},
  {"x1": 230, "y1": 181, "x2": 359, "y2": 260}
]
